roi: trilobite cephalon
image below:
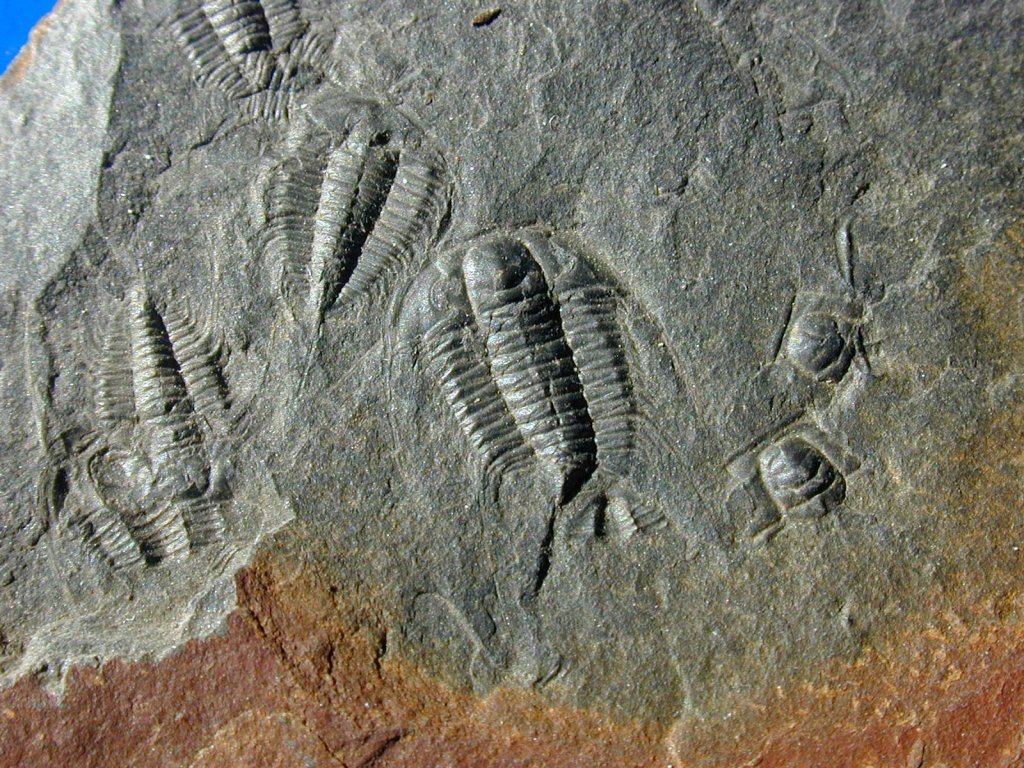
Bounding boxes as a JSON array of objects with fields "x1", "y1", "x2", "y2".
[
  {"x1": 782, "y1": 294, "x2": 864, "y2": 383},
  {"x1": 756, "y1": 435, "x2": 845, "y2": 517},
  {"x1": 171, "y1": 0, "x2": 338, "y2": 119},
  {"x1": 397, "y1": 229, "x2": 640, "y2": 508},
  {"x1": 69, "y1": 287, "x2": 233, "y2": 568},
  {"x1": 263, "y1": 97, "x2": 450, "y2": 328},
  {"x1": 726, "y1": 421, "x2": 859, "y2": 543}
]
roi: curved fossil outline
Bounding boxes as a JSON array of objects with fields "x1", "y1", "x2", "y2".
[
  {"x1": 263, "y1": 94, "x2": 453, "y2": 330},
  {"x1": 772, "y1": 218, "x2": 880, "y2": 385},
  {"x1": 48, "y1": 281, "x2": 238, "y2": 571},
  {"x1": 169, "y1": 0, "x2": 342, "y2": 121},
  {"x1": 259, "y1": 94, "x2": 454, "y2": 400},
  {"x1": 725, "y1": 414, "x2": 861, "y2": 544},
  {"x1": 388, "y1": 225, "x2": 686, "y2": 539}
]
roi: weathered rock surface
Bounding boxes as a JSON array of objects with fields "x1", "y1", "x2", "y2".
[{"x1": 0, "y1": 0, "x2": 1022, "y2": 765}]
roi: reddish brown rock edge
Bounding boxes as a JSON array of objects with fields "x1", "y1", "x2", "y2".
[
  {"x1": 0, "y1": 227, "x2": 1021, "y2": 768},
  {"x1": 0, "y1": 0, "x2": 62, "y2": 90},
  {"x1": 0, "y1": 556, "x2": 663, "y2": 768},
  {"x1": 2, "y1": 554, "x2": 1024, "y2": 768}
]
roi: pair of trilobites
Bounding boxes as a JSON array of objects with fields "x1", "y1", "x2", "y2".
[{"x1": 257, "y1": 91, "x2": 655, "y2": 532}]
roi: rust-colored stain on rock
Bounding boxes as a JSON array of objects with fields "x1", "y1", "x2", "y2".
[
  {"x1": 0, "y1": 0, "x2": 63, "y2": 90},
  {"x1": 0, "y1": 175, "x2": 1022, "y2": 767},
  {"x1": 0, "y1": 556, "x2": 664, "y2": 768},
  {"x1": 4, "y1": 557, "x2": 1024, "y2": 766},
  {"x1": 669, "y1": 600, "x2": 1024, "y2": 768}
]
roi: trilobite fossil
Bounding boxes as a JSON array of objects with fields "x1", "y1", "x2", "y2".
[
  {"x1": 781, "y1": 294, "x2": 864, "y2": 383},
  {"x1": 757, "y1": 436, "x2": 844, "y2": 516},
  {"x1": 726, "y1": 420, "x2": 860, "y2": 543},
  {"x1": 264, "y1": 97, "x2": 451, "y2": 328},
  {"x1": 70, "y1": 287, "x2": 234, "y2": 567},
  {"x1": 397, "y1": 229, "x2": 638, "y2": 506},
  {"x1": 171, "y1": 0, "x2": 337, "y2": 119}
]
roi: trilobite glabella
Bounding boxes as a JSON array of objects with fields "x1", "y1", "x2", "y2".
[
  {"x1": 782, "y1": 294, "x2": 864, "y2": 383},
  {"x1": 757, "y1": 436, "x2": 844, "y2": 517},
  {"x1": 397, "y1": 230, "x2": 636, "y2": 505}
]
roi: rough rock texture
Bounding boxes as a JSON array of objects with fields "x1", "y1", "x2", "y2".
[
  {"x1": 0, "y1": 0, "x2": 1023, "y2": 765},
  {"x1": 4, "y1": 554, "x2": 1024, "y2": 767}
]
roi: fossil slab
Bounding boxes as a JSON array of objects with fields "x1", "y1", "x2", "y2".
[{"x1": 0, "y1": 0, "x2": 1023, "y2": 764}]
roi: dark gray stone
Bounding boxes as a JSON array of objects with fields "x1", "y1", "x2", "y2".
[{"x1": 1, "y1": 0, "x2": 1022, "y2": 723}]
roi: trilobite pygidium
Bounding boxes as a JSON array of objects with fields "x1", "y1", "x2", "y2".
[
  {"x1": 264, "y1": 97, "x2": 450, "y2": 330},
  {"x1": 72, "y1": 287, "x2": 233, "y2": 568},
  {"x1": 171, "y1": 0, "x2": 336, "y2": 119},
  {"x1": 397, "y1": 230, "x2": 639, "y2": 509}
]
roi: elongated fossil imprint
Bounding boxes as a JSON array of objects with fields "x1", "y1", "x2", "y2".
[
  {"x1": 171, "y1": 0, "x2": 337, "y2": 120},
  {"x1": 397, "y1": 229, "x2": 659, "y2": 535},
  {"x1": 263, "y1": 98, "x2": 451, "y2": 328},
  {"x1": 72, "y1": 287, "x2": 233, "y2": 568}
]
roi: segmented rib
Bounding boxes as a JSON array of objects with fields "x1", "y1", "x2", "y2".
[
  {"x1": 127, "y1": 289, "x2": 208, "y2": 492},
  {"x1": 203, "y1": 0, "x2": 272, "y2": 58},
  {"x1": 308, "y1": 136, "x2": 400, "y2": 318},
  {"x1": 180, "y1": 497, "x2": 226, "y2": 547},
  {"x1": 173, "y1": 4, "x2": 257, "y2": 97},
  {"x1": 78, "y1": 481, "x2": 144, "y2": 569},
  {"x1": 470, "y1": 261, "x2": 597, "y2": 500},
  {"x1": 262, "y1": 0, "x2": 305, "y2": 50},
  {"x1": 265, "y1": 136, "x2": 330, "y2": 307},
  {"x1": 557, "y1": 285, "x2": 635, "y2": 477},
  {"x1": 95, "y1": 324, "x2": 134, "y2": 432},
  {"x1": 161, "y1": 300, "x2": 231, "y2": 435},
  {"x1": 422, "y1": 313, "x2": 532, "y2": 484},
  {"x1": 340, "y1": 148, "x2": 447, "y2": 302},
  {"x1": 244, "y1": 62, "x2": 292, "y2": 121},
  {"x1": 124, "y1": 498, "x2": 191, "y2": 562},
  {"x1": 288, "y1": 32, "x2": 335, "y2": 77},
  {"x1": 606, "y1": 495, "x2": 666, "y2": 540}
]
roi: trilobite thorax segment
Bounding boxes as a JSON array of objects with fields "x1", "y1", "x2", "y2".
[
  {"x1": 463, "y1": 238, "x2": 597, "y2": 500},
  {"x1": 127, "y1": 288, "x2": 209, "y2": 497},
  {"x1": 404, "y1": 231, "x2": 636, "y2": 503},
  {"x1": 527, "y1": 237, "x2": 636, "y2": 479},
  {"x1": 420, "y1": 308, "x2": 533, "y2": 484},
  {"x1": 173, "y1": 0, "x2": 295, "y2": 95},
  {"x1": 265, "y1": 102, "x2": 449, "y2": 325}
]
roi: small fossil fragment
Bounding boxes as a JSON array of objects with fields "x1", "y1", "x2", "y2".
[
  {"x1": 757, "y1": 435, "x2": 844, "y2": 515},
  {"x1": 780, "y1": 294, "x2": 863, "y2": 383},
  {"x1": 726, "y1": 419, "x2": 859, "y2": 543},
  {"x1": 472, "y1": 8, "x2": 503, "y2": 27}
]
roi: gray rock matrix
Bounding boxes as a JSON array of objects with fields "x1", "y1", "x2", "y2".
[{"x1": 0, "y1": 0, "x2": 1021, "y2": 721}]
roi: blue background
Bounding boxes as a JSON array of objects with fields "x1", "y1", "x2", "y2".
[{"x1": 1, "y1": 1, "x2": 58, "y2": 75}]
